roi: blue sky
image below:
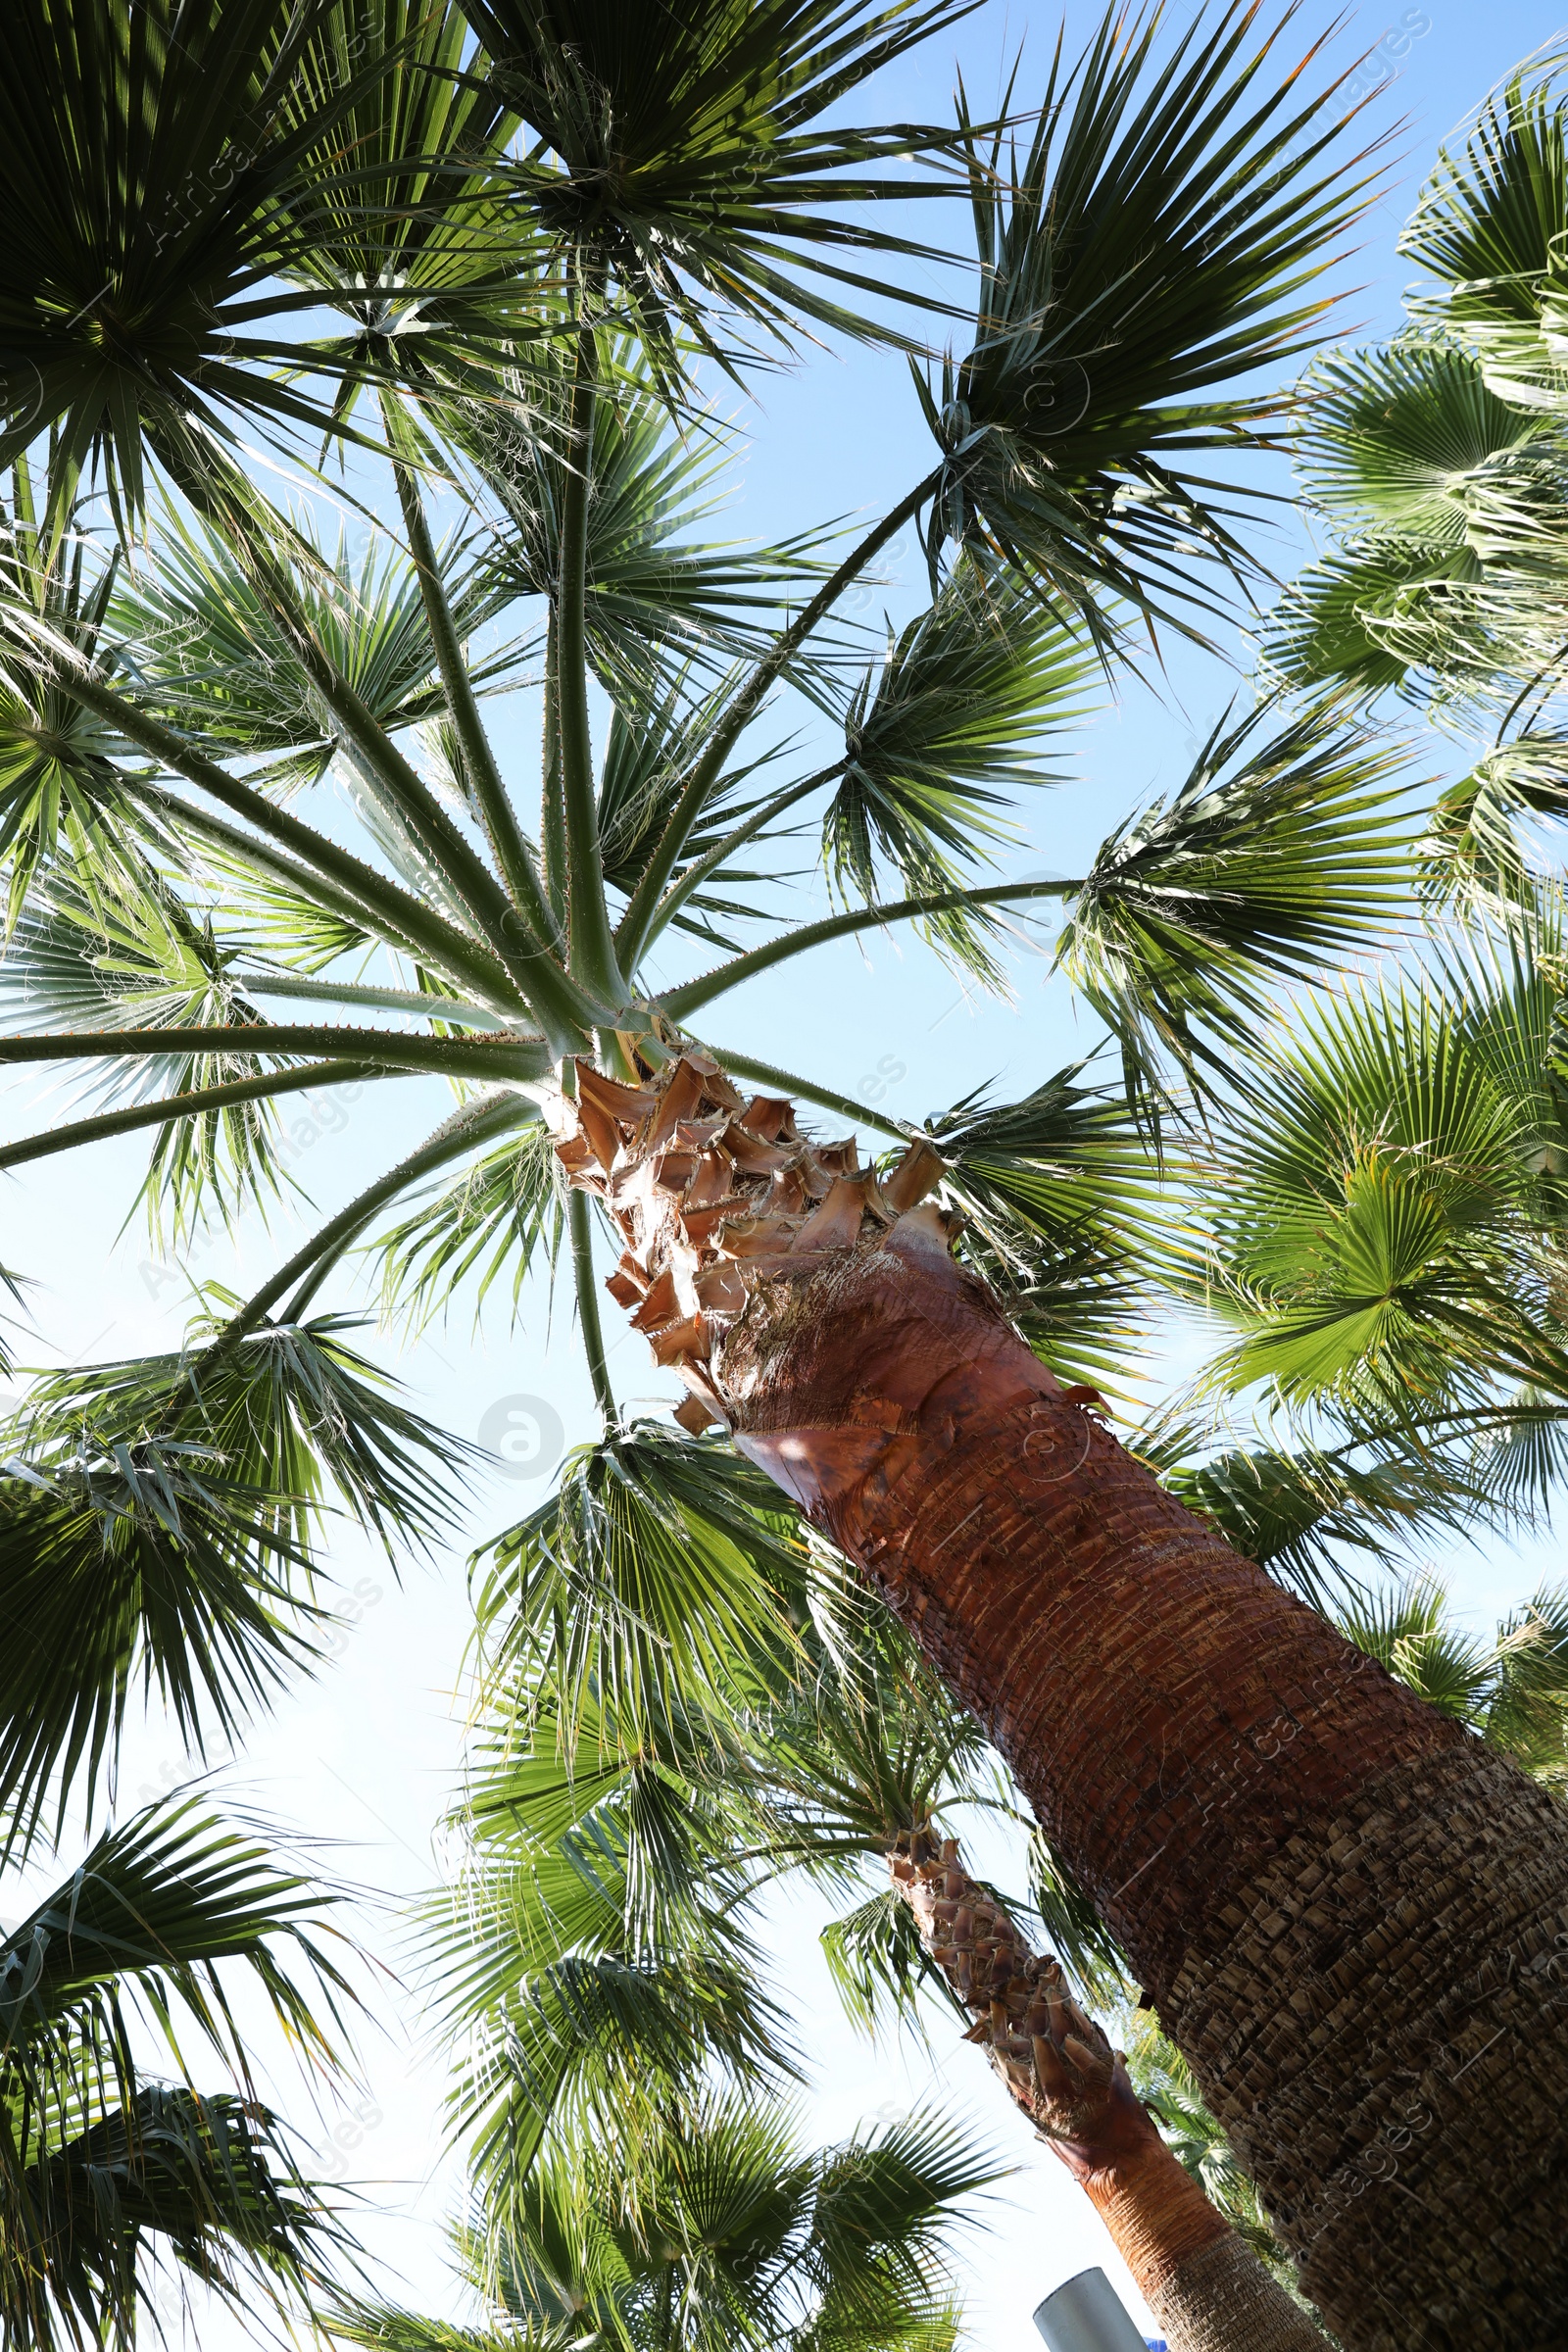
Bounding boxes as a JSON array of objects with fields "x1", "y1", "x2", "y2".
[{"x1": 3, "y1": 4, "x2": 1566, "y2": 2345}]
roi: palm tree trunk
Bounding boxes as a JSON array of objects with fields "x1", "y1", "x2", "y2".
[
  {"x1": 550, "y1": 1054, "x2": 1568, "y2": 2352},
  {"x1": 888, "y1": 1828, "x2": 1328, "y2": 2352}
]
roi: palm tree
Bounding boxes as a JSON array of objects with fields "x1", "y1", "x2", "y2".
[
  {"x1": 688, "y1": 1607, "x2": 1333, "y2": 2352},
  {"x1": 330, "y1": 2088, "x2": 1000, "y2": 2352},
  {"x1": 2, "y1": 3, "x2": 1559, "y2": 2342},
  {"x1": 0, "y1": 1794, "x2": 356, "y2": 2350},
  {"x1": 447, "y1": 1445, "x2": 1525, "y2": 2352}
]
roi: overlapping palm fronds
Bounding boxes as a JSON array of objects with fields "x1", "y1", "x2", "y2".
[
  {"x1": 0, "y1": 1795, "x2": 357, "y2": 2352},
  {"x1": 338, "y1": 2090, "x2": 996, "y2": 2352}
]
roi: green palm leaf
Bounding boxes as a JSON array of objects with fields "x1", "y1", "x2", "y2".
[
  {"x1": 10, "y1": 2084, "x2": 342, "y2": 2352},
  {"x1": 466, "y1": 348, "x2": 836, "y2": 704},
  {"x1": 1191, "y1": 957, "x2": 1568, "y2": 1413},
  {"x1": 108, "y1": 508, "x2": 516, "y2": 794},
  {"x1": 270, "y1": 0, "x2": 544, "y2": 425},
  {"x1": 920, "y1": 1, "x2": 1383, "y2": 637},
  {"x1": 0, "y1": 1796, "x2": 355, "y2": 2352},
  {"x1": 373, "y1": 1111, "x2": 562, "y2": 1334},
  {"x1": 1257, "y1": 537, "x2": 1474, "y2": 701},
  {"x1": 1054, "y1": 697, "x2": 1419, "y2": 1108},
  {"x1": 471, "y1": 1424, "x2": 808, "y2": 1743},
  {"x1": 820, "y1": 567, "x2": 1093, "y2": 979},
  {"x1": 1400, "y1": 58, "x2": 1568, "y2": 410},
  {"x1": 459, "y1": 0, "x2": 971, "y2": 364},
  {"x1": 0, "y1": 1314, "x2": 466, "y2": 1841},
  {"x1": 1294, "y1": 341, "x2": 1561, "y2": 544},
  {"x1": 0, "y1": 0, "x2": 413, "y2": 514},
  {"x1": 1420, "y1": 734, "x2": 1568, "y2": 907}
]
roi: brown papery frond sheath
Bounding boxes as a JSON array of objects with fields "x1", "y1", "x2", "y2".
[{"x1": 549, "y1": 1053, "x2": 1568, "y2": 2352}]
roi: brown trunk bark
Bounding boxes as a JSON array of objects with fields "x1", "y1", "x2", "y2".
[
  {"x1": 550, "y1": 1055, "x2": 1568, "y2": 2352},
  {"x1": 889, "y1": 1827, "x2": 1328, "y2": 2352}
]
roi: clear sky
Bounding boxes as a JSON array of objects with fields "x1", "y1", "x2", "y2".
[{"x1": 3, "y1": 4, "x2": 1566, "y2": 2346}]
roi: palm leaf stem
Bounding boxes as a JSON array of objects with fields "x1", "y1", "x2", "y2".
[
  {"x1": 569, "y1": 1187, "x2": 615, "y2": 1426},
  {"x1": 72, "y1": 674, "x2": 524, "y2": 1011},
  {"x1": 613, "y1": 467, "x2": 946, "y2": 969},
  {"x1": 541, "y1": 605, "x2": 566, "y2": 926},
  {"x1": 632, "y1": 761, "x2": 846, "y2": 956},
  {"x1": 133, "y1": 781, "x2": 516, "y2": 1013},
  {"x1": 0, "y1": 1024, "x2": 551, "y2": 1082},
  {"x1": 149, "y1": 432, "x2": 555, "y2": 997},
  {"x1": 693, "y1": 1045, "x2": 912, "y2": 1143},
  {"x1": 208, "y1": 1091, "x2": 539, "y2": 1348},
  {"x1": 659, "y1": 874, "x2": 1077, "y2": 1019},
  {"x1": 557, "y1": 321, "x2": 626, "y2": 1005},
  {"x1": 382, "y1": 392, "x2": 557, "y2": 941},
  {"x1": 0, "y1": 1061, "x2": 386, "y2": 1171},
  {"x1": 241, "y1": 974, "x2": 517, "y2": 1027}
]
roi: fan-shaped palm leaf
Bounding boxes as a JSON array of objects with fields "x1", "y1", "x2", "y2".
[
  {"x1": 0, "y1": 1313, "x2": 466, "y2": 1842},
  {"x1": 1191, "y1": 952, "x2": 1568, "y2": 1413},
  {"x1": 0, "y1": 0, "x2": 415, "y2": 515},
  {"x1": 1054, "y1": 697, "x2": 1419, "y2": 1107},
  {"x1": 820, "y1": 568, "x2": 1093, "y2": 979},
  {"x1": 459, "y1": 0, "x2": 971, "y2": 365},
  {"x1": 0, "y1": 1795, "x2": 356, "y2": 2352},
  {"x1": 471, "y1": 1424, "x2": 809, "y2": 1743},
  {"x1": 919, "y1": 2, "x2": 1384, "y2": 637},
  {"x1": 1400, "y1": 57, "x2": 1568, "y2": 410},
  {"x1": 465, "y1": 349, "x2": 837, "y2": 706}
]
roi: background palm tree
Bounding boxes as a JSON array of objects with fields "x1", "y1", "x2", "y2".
[
  {"x1": 2, "y1": 3, "x2": 1563, "y2": 2344},
  {"x1": 436, "y1": 1431, "x2": 1568, "y2": 2352}
]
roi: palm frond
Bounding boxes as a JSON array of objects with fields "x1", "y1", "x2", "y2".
[
  {"x1": 109, "y1": 507, "x2": 516, "y2": 795},
  {"x1": 922, "y1": 1, "x2": 1384, "y2": 637},
  {"x1": 461, "y1": 0, "x2": 971, "y2": 365},
  {"x1": 1189, "y1": 956, "x2": 1568, "y2": 1414},
  {"x1": 466, "y1": 348, "x2": 837, "y2": 702},
  {"x1": 1295, "y1": 341, "x2": 1562, "y2": 543},
  {"x1": 1256, "y1": 537, "x2": 1472, "y2": 701},
  {"x1": 0, "y1": 1796, "x2": 356, "y2": 2352},
  {"x1": 470, "y1": 1424, "x2": 808, "y2": 1743},
  {"x1": 373, "y1": 1109, "x2": 562, "y2": 1333},
  {"x1": 1419, "y1": 734, "x2": 1568, "y2": 908},
  {"x1": 1054, "y1": 697, "x2": 1419, "y2": 1111},
  {"x1": 6, "y1": 2084, "x2": 346, "y2": 2352},
  {"x1": 0, "y1": 0, "x2": 432, "y2": 514},
  {"x1": 1400, "y1": 58, "x2": 1568, "y2": 412},
  {"x1": 0, "y1": 1315, "x2": 467, "y2": 1839},
  {"x1": 820, "y1": 567, "x2": 1093, "y2": 980}
]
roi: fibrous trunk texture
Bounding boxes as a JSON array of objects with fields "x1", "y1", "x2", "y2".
[
  {"x1": 888, "y1": 1828, "x2": 1327, "y2": 2352},
  {"x1": 550, "y1": 1055, "x2": 1568, "y2": 2352}
]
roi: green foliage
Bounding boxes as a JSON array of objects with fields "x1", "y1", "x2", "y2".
[
  {"x1": 1054, "y1": 699, "x2": 1418, "y2": 1109},
  {"x1": 381, "y1": 2090, "x2": 994, "y2": 2352},
  {"x1": 1401, "y1": 58, "x2": 1568, "y2": 411},
  {"x1": 921, "y1": 3, "x2": 1380, "y2": 637},
  {"x1": 1190, "y1": 943, "x2": 1568, "y2": 1415},
  {"x1": 0, "y1": 1795, "x2": 355, "y2": 2352},
  {"x1": 468, "y1": 352, "x2": 833, "y2": 705},
  {"x1": 1336, "y1": 1576, "x2": 1568, "y2": 1790},
  {"x1": 822, "y1": 568, "x2": 1092, "y2": 978},
  {"x1": 0, "y1": 1313, "x2": 465, "y2": 1844},
  {"x1": 0, "y1": 0, "x2": 393, "y2": 515},
  {"x1": 108, "y1": 509, "x2": 513, "y2": 796},
  {"x1": 459, "y1": 0, "x2": 969, "y2": 365},
  {"x1": 471, "y1": 1424, "x2": 810, "y2": 1744},
  {"x1": 923, "y1": 1061, "x2": 1156, "y2": 1388},
  {"x1": 374, "y1": 1112, "x2": 562, "y2": 1334}
]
